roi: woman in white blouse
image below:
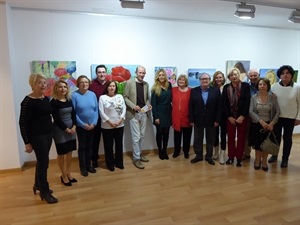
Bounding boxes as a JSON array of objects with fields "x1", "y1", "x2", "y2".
[{"x1": 99, "y1": 80, "x2": 126, "y2": 171}]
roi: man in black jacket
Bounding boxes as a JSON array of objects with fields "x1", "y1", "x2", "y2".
[{"x1": 189, "y1": 73, "x2": 222, "y2": 165}]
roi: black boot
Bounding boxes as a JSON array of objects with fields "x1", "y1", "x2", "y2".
[
  {"x1": 158, "y1": 149, "x2": 164, "y2": 160},
  {"x1": 163, "y1": 149, "x2": 169, "y2": 160},
  {"x1": 40, "y1": 192, "x2": 58, "y2": 204}
]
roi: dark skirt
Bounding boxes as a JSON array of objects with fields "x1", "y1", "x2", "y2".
[
  {"x1": 55, "y1": 139, "x2": 76, "y2": 155},
  {"x1": 252, "y1": 122, "x2": 272, "y2": 151}
]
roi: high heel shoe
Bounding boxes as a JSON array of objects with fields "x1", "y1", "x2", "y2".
[
  {"x1": 254, "y1": 160, "x2": 261, "y2": 170},
  {"x1": 61, "y1": 176, "x2": 72, "y2": 186},
  {"x1": 39, "y1": 192, "x2": 58, "y2": 204},
  {"x1": 33, "y1": 185, "x2": 53, "y2": 195},
  {"x1": 67, "y1": 176, "x2": 78, "y2": 183}
]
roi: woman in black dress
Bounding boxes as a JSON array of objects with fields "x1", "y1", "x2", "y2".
[
  {"x1": 51, "y1": 79, "x2": 77, "y2": 186},
  {"x1": 19, "y1": 73, "x2": 58, "y2": 204}
]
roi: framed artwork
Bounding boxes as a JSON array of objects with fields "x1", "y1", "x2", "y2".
[
  {"x1": 259, "y1": 69, "x2": 278, "y2": 85},
  {"x1": 154, "y1": 67, "x2": 177, "y2": 86},
  {"x1": 226, "y1": 60, "x2": 250, "y2": 83},
  {"x1": 187, "y1": 68, "x2": 216, "y2": 88},
  {"x1": 294, "y1": 70, "x2": 298, "y2": 83},
  {"x1": 32, "y1": 61, "x2": 77, "y2": 96},
  {"x1": 91, "y1": 64, "x2": 138, "y2": 94}
]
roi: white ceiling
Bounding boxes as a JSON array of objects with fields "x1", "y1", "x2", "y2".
[{"x1": 3, "y1": 0, "x2": 300, "y2": 30}]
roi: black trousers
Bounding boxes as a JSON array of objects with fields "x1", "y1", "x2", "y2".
[
  {"x1": 214, "y1": 114, "x2": 227, "y2": 150},
  {"x1": 102, "y1": 127, "x2": 124, "y2": 168},
  {"x1": 193, "y1": 126, "x2": 215, "y2": 159},
  {"x1": 155, "y1": 126, "x2": 170, "y2": 151},
  {"x1": 173, "y1": 127, "x2": 192, "y2": 154},
  {"x1": 31, "y1": 134, "x2": 52, "y2": 194},
  {"x1": 273, "y1": 117, "x2": 295, "y2": 161},
  {"x1": 76, "y1": 127, "x2": 94, "y2": 171},
  {"x1": 91, "y1": 118, "x2": 102, "y2": 163}
]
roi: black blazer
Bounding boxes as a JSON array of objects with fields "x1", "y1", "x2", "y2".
[
  {"x1": 189, "y1": 86, "x2": 222, "y2": 127},
  {"x1": 222, "y1": 82, "x2": 250, "y2": 118}
]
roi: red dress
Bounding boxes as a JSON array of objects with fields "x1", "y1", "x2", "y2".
[{"x1": 172, "y1": 87, "x2": 191, "y2": 131}]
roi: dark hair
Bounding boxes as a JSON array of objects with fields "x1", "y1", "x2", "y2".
[
  {"x1": 256, "y1": 78, "x2": 271, "y2": 91},
  {"x1": 104, "y1": 80, "x2": 118, "y2": 95},
  {"x1": 234, "y1": 62, "x2": 246, "y2": 73},
  {"x1": 95, "y1": 64, "x2": 107, "y2": 74},
  {"x1": 276, "y1": 65, "x2": 295, "y2": 79}
]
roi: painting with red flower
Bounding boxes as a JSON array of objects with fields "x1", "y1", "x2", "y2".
[
  {"x1": 154, "y1": 67, "x2": 177, "y2": 86},
  {"x1": 91, "y1": 64, "x2": 138, "y2": 94},
  {"x1": 32, "y1": 61, "x2": 77, "y2": 96}
]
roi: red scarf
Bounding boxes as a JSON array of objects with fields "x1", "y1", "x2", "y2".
[{"x1": 227, "y1": 81, "x2": 241, "y2": 119}]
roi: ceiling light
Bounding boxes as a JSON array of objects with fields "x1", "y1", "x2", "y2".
[
  {"x1": 288, "y1": 10, "x2": 300, "y2": 23},
  {"x1": 234, "y1": 2, "x2": 255, "y2": 20},
  {"x1": 120, "y1": 0, "x2": 145, "y2": 9}
]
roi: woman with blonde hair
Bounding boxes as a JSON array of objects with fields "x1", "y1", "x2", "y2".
[
  {"x1": 19, "y1": 73, "x2": 58, "y2": 204},
  {"x1": 151, "y1": 69, "x2": 172, "y2": 160},
  {"x1": 51, "y1": 79, "x2": 77, "y2": 186},
  {"x1": 222, "y1": 68, "x2": 250, "y2": 167}
]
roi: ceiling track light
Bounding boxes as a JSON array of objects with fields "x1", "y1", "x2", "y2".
[
  {"x1": 120, "y1": 0, "x2": 145, "y2": 9},
  {"x1": 234, "y1": 2, "x2": 256, "y2": 20},
  {"x1": 288, "y1": 10, "x2": 300, "y2": 23}
]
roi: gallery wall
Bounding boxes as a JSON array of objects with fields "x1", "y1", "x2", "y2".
[{"x1": 1, "y1": 4, "x2": 299, "y2": 169}]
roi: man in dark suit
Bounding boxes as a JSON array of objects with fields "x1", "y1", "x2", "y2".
[{"x1": 189, "y1": 73, "x2": 222, "y2": 165}]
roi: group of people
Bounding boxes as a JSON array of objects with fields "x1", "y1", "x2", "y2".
[{"x1": 19, "y1": 64, "x2": 299, "y2": 204}]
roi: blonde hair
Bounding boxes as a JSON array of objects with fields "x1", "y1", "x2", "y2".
[
  {"x1": 52, "y1": 79, "x2": 71, "y2": 100},
  {"x1": 151, "y1": 69, "x2": 169, "y2": 96},
  {"x1": 227, "y1": 68, "x2": 241, "y2": 79},
  {"x1": 177, "y1": 74, "x2": 189, "y2": 87},
  {"x1": 29, "y1": 73, "x2": 47, "y2": 90}
]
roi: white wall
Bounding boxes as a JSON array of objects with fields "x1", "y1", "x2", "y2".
[
  {"x1": 0, "y1": 3, "x2": 21, "y2": 169},
  {"x1": 2, "y1": 7, "x2": 300, "y2": 169}
]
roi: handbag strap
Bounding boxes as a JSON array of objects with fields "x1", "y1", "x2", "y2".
[{"x1": 268, "y1": 131, "x2": 279, "y2": 146}]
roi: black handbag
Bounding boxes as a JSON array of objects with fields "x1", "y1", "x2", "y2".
[{"x1": 260, "y1": 131, "x2": 279, "y2": 155}]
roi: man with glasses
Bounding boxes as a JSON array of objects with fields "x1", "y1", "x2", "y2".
[
  {"x1": 89, "y1": 65, "x2": 108, "y2": 168},
  {"x1": 189, "y1": 73, "x2": 222, "y2": 165}
]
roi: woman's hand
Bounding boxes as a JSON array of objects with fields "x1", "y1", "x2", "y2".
[
  {"x1": 259, "y1": 119, "x2": 269, "y2": 130},
  {"x1": 25, "y1": 144, "x2": 33, "y2": 153},
  {"x1": 236, "y1": 116, "x2": 244, "y2": 124},
  {"x1": 228, "y1": 117, "x2": 236, "y2": 125}
]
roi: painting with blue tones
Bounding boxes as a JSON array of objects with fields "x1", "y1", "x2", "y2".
[{"x1": 187, "y1": 68, "x2": 216, "y2": 88}]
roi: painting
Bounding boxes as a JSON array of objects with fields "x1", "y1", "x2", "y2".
[
  {"x1": 294, "y1": 70, "x2": 298, "y2": 83},
  {"x1": 259, "y1": 69, "x2": 278, "y2": 85},
  {"x1": 226, "y1": 60, "x2": 250, "y2": 83},
  {"x1": 32, "y1": 61, "x2": 77, "y2": 96},
  {"x1": 154, "y1": 67, "x2": 177, "y2": 86},
  {"x1": 187, "y1": 68, "x2": 216, "y2": 88}
]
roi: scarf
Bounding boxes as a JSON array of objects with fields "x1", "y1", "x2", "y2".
[{"x1": 227, "y1": 81, "x2": 241, "y2": 119}]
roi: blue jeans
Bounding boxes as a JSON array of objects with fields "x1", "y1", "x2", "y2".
[{"x1": 129, "y1": 112, "x2": 147, "y2": 160}]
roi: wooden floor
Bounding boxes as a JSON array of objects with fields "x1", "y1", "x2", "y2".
[{"x1": 1, "y1": 135, "x2": 300, "y2": 225}]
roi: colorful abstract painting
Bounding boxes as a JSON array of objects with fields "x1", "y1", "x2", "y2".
[
  {"x1": 154, "y1": 67, "x2": 177, "y2": 86},
  {"x1": 91, "y1": 64, "x2": 138, "y2": 94},
  {"x1": 259, "y1": 69, "x2": 278, "y2": 85},
  {"x1": 32, "y1": 61, "x2": 77, "y2": 96},
  {"x1": 187, "y1": 68, "x2": 216, "y2": 88},
  {"x1": 226, "y1": 60, "x2": 250, "y2": 83}
]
